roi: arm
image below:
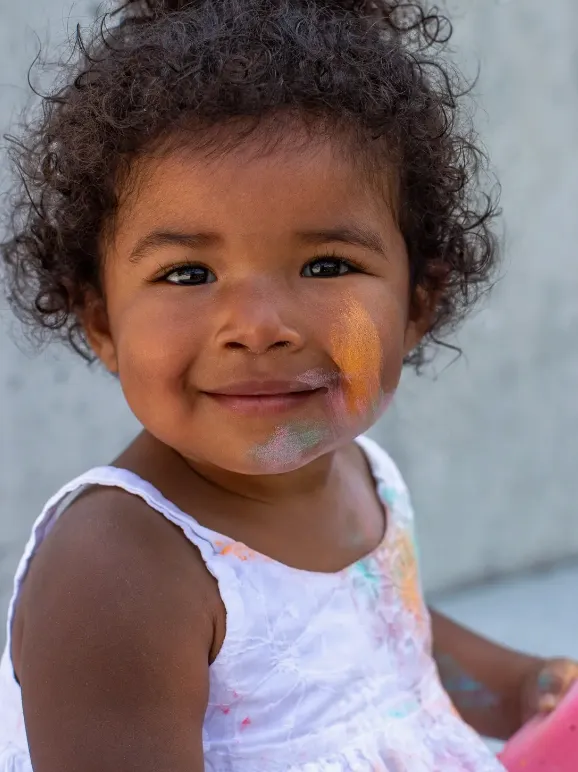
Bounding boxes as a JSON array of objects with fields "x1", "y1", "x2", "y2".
[
  {"x1": 17, "y1": 488, "x2": 214, "y2": 772},
  {"x1": 429, "y1": 608, "x2": 543, "y2": 740}
]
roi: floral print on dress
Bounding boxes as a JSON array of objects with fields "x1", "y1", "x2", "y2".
[{"x1": 0, "y1": 436, "x2": 506, "y2": 772}]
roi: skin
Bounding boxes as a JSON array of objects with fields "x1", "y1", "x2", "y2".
[
  {"x1": 14, "y1": 133, "x2": 427, "y2": 772},
  {"x1": 12, "y1": 132, "x2": 578, "y2": 771},
  {"x1": 96, "y1": 140, "x2": 412, "y2": 477},
  {"x1": 330, "y1": 295, "x2": 385, "y2": 417},
  {"x1": 430, "y1": 610, "x2": 578, "y2": 740},
  {"x1": 430, "y1": 610, "x2": 541, "y2": 740}
]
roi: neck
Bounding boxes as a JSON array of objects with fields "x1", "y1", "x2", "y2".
[{"x1": 184, "y1": 447, "x2": 341, "y2": 506}]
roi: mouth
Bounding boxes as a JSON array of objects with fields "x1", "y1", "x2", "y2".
[{"x1": 203, "y1": 379, "x2": 328, "y2": 415}]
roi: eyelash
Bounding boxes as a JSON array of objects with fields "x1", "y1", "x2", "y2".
[
  {"x1": 154, "y1": 253, "x2": 368, "y2": 285},
  {"x1": 304, "y1": 252, "x2": 367, "y2": 276}
]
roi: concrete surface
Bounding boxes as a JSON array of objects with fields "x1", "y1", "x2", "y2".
[
  {"x1": 432, "y1": 560, "x2": 578, "y2": 665},
  {"x1": 432, "y1": 559, "x2": 578, "y2": 752},
  {"x1": 2, "y1": 0, "x2": 578, "y2": 635},
  {"x1": 367, "y1": 0, "x2": 578, "y2": 591}
]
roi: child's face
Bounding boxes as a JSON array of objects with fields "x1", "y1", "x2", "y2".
[{"x1": 89, "y1": 135, "x2": 425, "y2": 474}]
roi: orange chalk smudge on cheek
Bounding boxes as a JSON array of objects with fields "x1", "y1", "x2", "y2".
[{"x1": 330, "y1": 298, "x2": 382, "y2": 416}]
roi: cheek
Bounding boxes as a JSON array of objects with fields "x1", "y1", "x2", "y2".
[
  {"x1": 112, "y1": 293, "x2": 200, "y2": 390},
  {"x1": 329, "y1": 295, "x2": 402, "y2": 417}
]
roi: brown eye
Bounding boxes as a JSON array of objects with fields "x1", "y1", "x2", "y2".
[
  {"x1": 163, "y1": 265, "x2": 216, "y2": 285},
  {"x1": 302, "y1": 258, "x2": 357, "y2": 278}
]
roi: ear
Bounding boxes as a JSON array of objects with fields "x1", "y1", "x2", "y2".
[
  {"x1": 80, "y1": 293, "x2": 118, "y2": 373},
  {"x1": 403, "y1": 283, "x2": 439, "y2": 356}
]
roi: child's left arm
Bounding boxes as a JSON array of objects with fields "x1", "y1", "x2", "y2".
[{"x1": 429, "y1": 608, "x2": 578, "y2": 740}]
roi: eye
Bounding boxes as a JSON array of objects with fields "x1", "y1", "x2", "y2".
[
  {"x1": 302, "y1": 258, "x2": 360, "y2": 278},
  {"x1": 161, "y1": 265, "x2": 216, "y2": 286}
]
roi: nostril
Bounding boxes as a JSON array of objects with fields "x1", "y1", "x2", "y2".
[{"x1": 224, "y1": 340, "x2": 292, "y2": 352}]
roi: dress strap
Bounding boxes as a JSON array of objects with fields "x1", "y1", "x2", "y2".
[{"x1": 4, "y1": 465, "x2": 246, "y2": 688}]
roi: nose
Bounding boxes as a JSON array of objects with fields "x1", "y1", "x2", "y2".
[{"x1": 214, "y1": 282, "x2": 304, "y2": 355}]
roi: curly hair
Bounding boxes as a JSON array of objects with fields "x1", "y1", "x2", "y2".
[{"x1": 0, "y1": 0, "x2": 499, "y2": 367}]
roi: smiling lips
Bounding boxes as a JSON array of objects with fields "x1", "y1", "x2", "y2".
[{"x1": 204, "y1": 379, "x2": 328, "y2": 415}]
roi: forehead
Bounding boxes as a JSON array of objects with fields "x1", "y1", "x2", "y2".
[{"x1": 113, "y1": 130, "x2": 396, "y2": 241}]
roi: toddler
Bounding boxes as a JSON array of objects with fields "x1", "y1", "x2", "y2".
[{"x1": 1, "y1": 0, "x2": 576, "y2": 770}]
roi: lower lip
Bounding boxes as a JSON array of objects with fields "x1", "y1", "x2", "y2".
[{"x1": 205, "y1": 389, "x2": 324, "y2": 415}]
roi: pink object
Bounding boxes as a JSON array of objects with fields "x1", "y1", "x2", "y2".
[{"x1": 499, "y1": 680, "x2": 578, "y2": 771}]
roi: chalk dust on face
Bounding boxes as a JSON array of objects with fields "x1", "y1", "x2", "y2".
[
  {"x1": 250, "y1": 420, "x2": 330, "y2": 472},
  {"x1": 105, "y1": 131, "x2": 410, "y2": 479},
  {"x1": 248, "y1": 301, "x2": 394, "y2": 472},
  {"x1": 329, "y1": 295, "x2": 389, "y2": 421}
]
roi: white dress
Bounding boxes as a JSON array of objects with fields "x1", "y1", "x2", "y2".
[{"x1": 0, "y1": 436, "x2": 505, "y2": 771}]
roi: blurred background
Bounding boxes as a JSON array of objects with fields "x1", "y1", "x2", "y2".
[{"x1": 1, "y1": 0, "x2": 577, "y2": 679}]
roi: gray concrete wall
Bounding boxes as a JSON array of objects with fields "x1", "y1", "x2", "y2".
[
  {"x1": 2, "y1": 0, "x2": 578, "y2": 637},
  {"x1": 375, "y1": 0, "x2": 578, "y2": 592}
]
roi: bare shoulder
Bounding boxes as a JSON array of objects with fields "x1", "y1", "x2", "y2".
[
  {"x1": 15, "y1": 485, "x2": 219, "y2": 772},
  {"x1": 17, "y1": 484, "x2": 221, "y2": 663}
]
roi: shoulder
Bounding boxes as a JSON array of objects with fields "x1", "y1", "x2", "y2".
[
  {"x1": 15, "y1": 485, "x2": 211, "y2": 771},
  {"x1": 356, "y1": 434, "x2": 409, "y2": 493},
  {"x1": 15, "y1": 484, "x2": 221, "y2": 678}
]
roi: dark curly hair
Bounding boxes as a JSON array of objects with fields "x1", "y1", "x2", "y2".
[{"x1": 1, "y1": 0, "x2": 499, "y2": 367}]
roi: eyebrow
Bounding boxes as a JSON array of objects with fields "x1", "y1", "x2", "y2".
[
  {"x1": 129, "y1": 231, "x2": 219, "y2": 263},
  {"x1": 128, "y1": 224, "x2": 387, "y2": 264},
  {"x1": 296, "y1": 226, "x2": 387, "y2": 256}
]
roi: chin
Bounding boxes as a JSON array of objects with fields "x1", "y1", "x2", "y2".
[
  {"x1": 212, "y1": 445, "x2": 324, "y2": 476},
  {"x1": 242, "y1": 454, "x2": 319, "y2": 476}
]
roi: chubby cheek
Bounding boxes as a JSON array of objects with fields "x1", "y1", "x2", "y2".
[
  {"x1": 250, "y1": 298, "x2": 401, "y2": 474},
  {"x1": 329, "y1": 295, "x2": 402, "y2": 423},
  {"x1": 112, "y1": 295, "x2": 199, "y2": 419}
]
